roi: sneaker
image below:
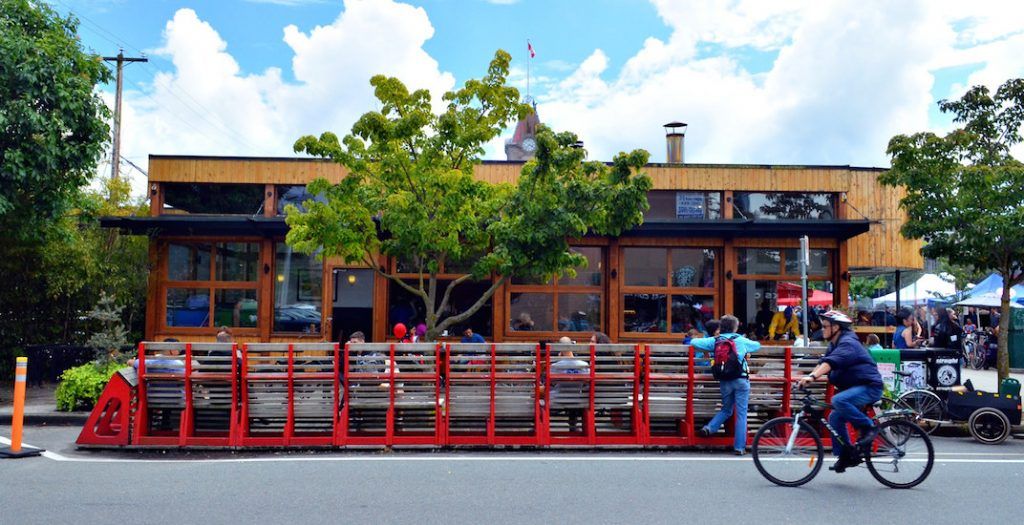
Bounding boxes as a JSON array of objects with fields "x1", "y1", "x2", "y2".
[
  {"x1": 697, "y1": 427, "x2": 711, "y2": 438},
  {"x1": 829, "y1": 455, "x2": 851, "y2": 473},
  {"x1": 733, "y1": 449, "x2": 745, "y2": 456},
  {"x1": 855, "y1": 425, "x2": 879, "y2": 448}
]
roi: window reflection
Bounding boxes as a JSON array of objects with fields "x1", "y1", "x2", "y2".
[
  {"x1": 274, "y1": 244, "x2": 322, "y2": 333},
  {"x1": 670, "y1": 249, "x2": 715, "y2": 287},
  {"x1": 276, "y1": 185, "x2": 326, "y2": 215},
  {"x1": 168, "y1": 243, "x2": 211, "y2": 281},
  {"x1": 215, "y1": 242, "x2": 259, "y2": 281},
  {"x1": 784, "y1": 249, "x2": 831, "y2": 276},
  {"x1": 671, "y1": 295, "x2": 715, "y2": 334},
  {"x1": 623, "y1": 293, "x2": 667, "y2": 333},
  {"x1": 733, "y1": 192, "x2": 835, "y2": 220},
  {"x1": 215, "y1": 289, "x2": 258, "y2": 328},
  {"x1": 561, "y1": 247, "x2": 603, "y2": 286},
  {"x1": 737, "y1": 249, "x2": 781, "y2": 275},
  {"x1": 509, "y1": 293, "x2": 553, "y2": 331},
  {"x1": 166, "y1": 288, "x2": 210, "y2": 327},
  {"x1": 645, "y1": 191, "x2": 722, "y2": 219},
  {"x1": 557, "y1": 293, "x2": 600, "y2": 332}
]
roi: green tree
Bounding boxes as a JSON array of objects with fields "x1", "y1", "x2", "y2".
[
  {"x1": 287, "y1": 50, "x2": 652, "y2": 340},
  {"x1": 850, "y1": 275, "x2": 886, "y2": 304},
  {"x1": 881, "y1": 78, "x2": 1024, "y2": 381},
  {"x1": 0, "y1": 0, "x2": 112, "y2": 241},
  {"x1": 86, "y1": 291, "x2": 130, "y2": 365}
]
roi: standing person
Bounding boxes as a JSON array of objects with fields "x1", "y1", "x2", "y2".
[
  {"x1": 768, "y1": 306, "x2": 800, "y2": 340},
  {"x1": 798, "y1": 310, "x2": 883, "y2": 473},
  {"x1": 931, "y1": 306, "x2": 962, "y2": 350},
  {"x1": 413, "y1": 323, "x2": 427, "y2": 343},
  {"x1": 691, "y1": 315, "x2": 760, "y2": 455},
  {"x1": 754, "y1": 301, "x2": 774, "y2": 339}
]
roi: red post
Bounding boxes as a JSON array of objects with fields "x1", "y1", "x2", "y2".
[
  {"x1": 181, "y1": 343, "x2": 193, "y2": 447},
  {"x1": 686, "y1": 344, "x2": 696, "y2": 444},
  {"x1": 132, "y1": 343, "x2": 148, "y2": 445},
  {"x1": 434, "y1": 342, "x2": 443, "y2": 445},
  {"x1": 782, "y1": 346, "x2": 792, "y2": 417},
  {"x1": 240, "y1": 343, "x2": 250, "y2": 441},
  {"x1": 285, "y1": 343, "x2": 295, "y2": 445},
  {"x1": 588, "y1": 342, "x2": 597, "y2": 444},
  {"x1": 230, "y1": 342, "x2": 240, "y2": 446},
  {"x1": 488, "y1": 343, "x2": 496, "y2": 444},
  {"x1": 387, "y1": 343, "x2": 396, "y2": 447},
  {"x1": 337, "y1": 342, "x2": 350, "y2": 446},
  {"x1": 444, "y1": 343, "x2": 452, "y2": 446}
]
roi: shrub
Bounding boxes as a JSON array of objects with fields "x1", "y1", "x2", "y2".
[{"x1": 55, "y1": 361, "x2": 124, "y2": 412}]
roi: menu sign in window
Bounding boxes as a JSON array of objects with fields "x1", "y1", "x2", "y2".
[{"x1": 675, "y1": 192, "x2": 706, "y2": 219}]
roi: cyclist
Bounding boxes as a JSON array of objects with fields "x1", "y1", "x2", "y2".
[{"x1": 798, "y1": 310, "x2": 883, "y2": 473}]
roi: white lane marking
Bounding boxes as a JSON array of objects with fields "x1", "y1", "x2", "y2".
[{"x1": 6, "y1": 435, "x2": 1024, "y2": 464}]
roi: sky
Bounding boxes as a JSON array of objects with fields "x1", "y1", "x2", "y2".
[{"x1": 52, "y1": 0, "x2": 1024, "y2": 196}]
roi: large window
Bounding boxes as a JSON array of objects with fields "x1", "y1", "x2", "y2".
[
  {"x1": 621, "y1": 247, "x2": 716, "y2": 335},
  {"x1": 276, "y1": 185, "x2": 326, "y2": 215},
  {"x1": 165, "y1": 242, "x2": 259, "y2": 329},
  {"x1": 163, "y1": 183, "x2": 265, "y2": 215},
  {"x1": 274, "y1": 244, "x2": 323, "y2": 334},
  {"x1": 388, "y1": 279, "x2": 494, "y2": 337},
  {"x1": 734, "y1": 247, "x2": 834, "y2": 340},
  {"x1": 507, "y1": 246, "x2": 604, "y2": 335},
  {"x1": 645, "y1": 191, "x2": 722, "y2": 220},
  {"x1": 733, "y1": 192, "x2": 835, "y2": 220}
]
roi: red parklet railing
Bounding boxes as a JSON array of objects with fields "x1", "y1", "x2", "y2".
[{"x1": 83, "y1": 342, "x2": 832, "y2": 449}]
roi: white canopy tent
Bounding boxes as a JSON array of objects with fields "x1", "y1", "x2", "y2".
[
  {"x1": 872, "y1": 273, "x2": 957, "y2": 308},
  {"x1": 955, "y1": 291, "x2": 1024, "y2": 308}
]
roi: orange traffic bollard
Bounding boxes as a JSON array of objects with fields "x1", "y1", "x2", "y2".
[{"x1": 1, "y1": 357, "x2": 43, "y2": 458}]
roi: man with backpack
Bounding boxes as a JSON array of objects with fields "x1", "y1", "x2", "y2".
[{"x1": 689, "y1": 314, "x2": 761, "y2": 455}]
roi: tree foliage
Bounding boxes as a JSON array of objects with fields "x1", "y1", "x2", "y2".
[
  {"x1": 287, "y1": 50, "x2": 652, "y2": 340},
  {"x1": 881, "y1": 78, "x2": 1024, "y2": 380},
  {"x1": 0, "y1": 0, "x2": 112, "y2": 241}
]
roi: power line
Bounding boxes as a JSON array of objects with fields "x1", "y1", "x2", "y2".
[{"x1": 60, "y1": 1, "x2": 279, "y2": 156}]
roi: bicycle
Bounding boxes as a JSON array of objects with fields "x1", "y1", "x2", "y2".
[
  {"x1": 752, "y1": 385, "x2": 935, "y2": 489},
  {"x1": 961, "y1": 330, "x2": 990, "y2": 370}
]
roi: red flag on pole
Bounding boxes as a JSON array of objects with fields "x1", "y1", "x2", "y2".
[{"x1": 528, "y1": 41, "x2": 535, "y2": 58}]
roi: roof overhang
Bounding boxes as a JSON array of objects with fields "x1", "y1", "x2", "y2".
[
  {"x1": 100, "y1": 215, "x2": 290, "y2": 236},
  {"x1": 624, "y1": 219, "x2": 872, "y2": 240},
  {"x1": 101, "y1": 216, "x2": 872, "y2": 241}
]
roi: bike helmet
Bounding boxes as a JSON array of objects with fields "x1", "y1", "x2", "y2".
[{"x1": 819, "y1": 310, "x2": 853, "y2": 329}]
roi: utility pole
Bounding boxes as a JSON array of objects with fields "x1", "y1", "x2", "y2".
[{"x1": 103, "y1": 50, "x2": 148, "y2": 180}]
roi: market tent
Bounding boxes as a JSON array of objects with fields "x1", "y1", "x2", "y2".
[
  {"x1": 957, "y1": 273, "x2": 1024, "y2": 306},
  {"x1": 872, "y1": 273, "x2": 957, "y2": 308},
  {"x1": 955, "y1": 291, "x2": 1024, "y2": 308},
  {"x1": 776, "y1": 282, "x2": 833, "y2": 307}
]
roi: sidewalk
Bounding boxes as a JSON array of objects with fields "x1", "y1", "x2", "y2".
[{"x1": 0, "y1": 382, "x2": 89, "y2": 426}]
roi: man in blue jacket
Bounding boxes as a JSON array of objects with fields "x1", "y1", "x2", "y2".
[
  {"x1": 799, "y1": 310, "x2": 883, "y2": 473},
  {"x1": 691, "y1": 314, "x2": 760, "y2": 455}
]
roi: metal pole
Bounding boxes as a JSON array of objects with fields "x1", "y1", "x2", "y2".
[{"x1": 800, "y1": 236, "x2": 809, "y2": 346}]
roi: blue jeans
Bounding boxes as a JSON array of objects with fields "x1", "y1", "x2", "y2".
[
  {"x1": 703, "y1": 378, "x2": 750, "y2": 451},
  {"x1": 829, "y1": 384, "x2": 882, "y2": 456}
]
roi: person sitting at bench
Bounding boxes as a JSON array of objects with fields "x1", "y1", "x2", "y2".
[{"x1": 550, "y1": 346, "x2": 590, "y2": 433}]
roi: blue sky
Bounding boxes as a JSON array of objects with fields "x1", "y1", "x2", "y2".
[{"x1": 51, "y1": 0, "x2": 1024, "y2": 191}]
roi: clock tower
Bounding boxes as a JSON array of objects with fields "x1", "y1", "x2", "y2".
[{"x1": 504, "y1": 103, "x2": 541, "y2": 161}]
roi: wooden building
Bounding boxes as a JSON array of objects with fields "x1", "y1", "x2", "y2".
[{"x1": 104, "y1": 154, "x2": 922, "y2": 344}]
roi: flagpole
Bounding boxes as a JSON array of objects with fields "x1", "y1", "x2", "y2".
[{"x1": 527, "y1": 39, "x2": 531, "y2": 100}]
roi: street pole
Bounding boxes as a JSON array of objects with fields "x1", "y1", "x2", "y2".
[
  {"x1": 800, "y1": 235, "x2": 810, "y2": 346},
  {"x1": 103, "y1": 50, "x2": 148, "y2": 180}
]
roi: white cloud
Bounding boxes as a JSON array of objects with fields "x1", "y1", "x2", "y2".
[
  {"x1": 113, "y1": 0, "x2": 455, "y2": 196},
  {"x1": 531, "y1": 0, "x2": 1024, "y2": 166}
]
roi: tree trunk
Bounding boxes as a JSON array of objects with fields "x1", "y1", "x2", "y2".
[{"x1": 997, "y1": 284, "x2": 1011, "y2": 382}]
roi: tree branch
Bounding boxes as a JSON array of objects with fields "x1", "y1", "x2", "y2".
[
  {"x1": 435, "y1": 275, "x2": 507, "y2": 334},
  {"x1": 435, "y1": 273, "x2": 472, "y2": 320}
]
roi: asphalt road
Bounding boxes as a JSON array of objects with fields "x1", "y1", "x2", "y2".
[{"x1": 3, "y1": 425, "x2": 1024, "y2": 525}]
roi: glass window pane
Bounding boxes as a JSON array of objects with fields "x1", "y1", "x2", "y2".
[
  {"x1": 671, "y1": 295, "x2": 715, "y2": 334},
  {"x1": 276, "y1": 185, "x2": 325, "y2": 215},
  {"x1": 166, "y1": 288, "x2": 210, "y2": 327},
  {"x1": 645, "y1": 191, "x2": 721, "y2": 219},
  {"x1": 167, "y1": 243, "x2": 211, "y2": 281},
  {"x1": 557, "y1": 293, "x2": 601, "y2": 332},
  {"x1": 216, "y1": 243, "x2": 259, "y2": 282},
  {"x1": 623, "y1": 293, "x2": 667, "y2": 333},
  {"x1": 624, "y1": 248, "x2": 667, "y2": 286},
  {"x1": 163, "y1": 183, "x2": 265, "y2": 215},
  {"x1": 737, "y1": 248, "x2": 781, "y2": 275},
  {"x1": 214, "y1": 289, "x2": 258, "y2": 328},
  {"x1": 274, "y1": 244, "x2": 323, "y2": 333},
  {"x1": 784, "y1": 249, "x2": 831, "y2": 276},
  {"x1": 509, "y1": 293, "x2": 553, "y2": 331},
  {"x1": 512, "y1": 274, "x2": 553, "y2": 285},
  {"x1": 733, "y1": 280, "x2": 835, "y2": 340},
  {"x1": 671, "y1": 249, "x2": 715, "y2": 287},
  {"x1": 734, "y1": 192, "x2": 835, "y2": 220},
  {"x1": 561, "y1": 247, "x2": 603, "y2": 286}
]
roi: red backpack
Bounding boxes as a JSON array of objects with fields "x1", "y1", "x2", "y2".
[{"x1": 711, "y1": 336, "x2": 745, "y2": 380}]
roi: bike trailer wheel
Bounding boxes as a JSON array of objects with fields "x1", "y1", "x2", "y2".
[
  {"x1": 968, "y1": 407, "x2": 1011, "y2": 445},
  {"x1": 865, "y1": 419, "x2": 934, "y2": 489},
  {"x1": 752, "y1": 417, "x2": 824, "y2": 487},
  {"x1": 896, "y1": 389, "x2": 944, "y2": 434}
]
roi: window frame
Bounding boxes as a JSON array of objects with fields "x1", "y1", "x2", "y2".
[
  {"x1": 505, "y1": 245, "x2": 606, "y2": 337},
  {"x1": 619, "y1": 246, "x2": 719, "y2": 336},
  {"x1": 160, "y1": 238, "x2": 261, "y2": 334}
]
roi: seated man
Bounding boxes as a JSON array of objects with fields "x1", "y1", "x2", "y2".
[{"x1": 549, "y1": 347, "x2": 590, "y2": 433}]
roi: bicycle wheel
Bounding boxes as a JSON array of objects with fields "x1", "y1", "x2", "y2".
[
  {"x1": 865, "y1": 419, "x2": 934, "y2": 489},
  {"x1": 752, "y1": 417, "x2": 824, "y2": 487},
  {"x1": 896, "y1": 389, "x2": 944, "y2": 434},
  {"x1": 965, "y1": 341, "x2": 984, "y2": 370}
]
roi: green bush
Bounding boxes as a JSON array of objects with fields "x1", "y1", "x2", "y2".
[{"x1": 55, "y1": 362, "x2": 124, "y2": 412}]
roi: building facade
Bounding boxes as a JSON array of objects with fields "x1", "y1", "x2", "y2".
[{"x1": 104, "y1": 155, "x2": 922, "y2": 344}]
